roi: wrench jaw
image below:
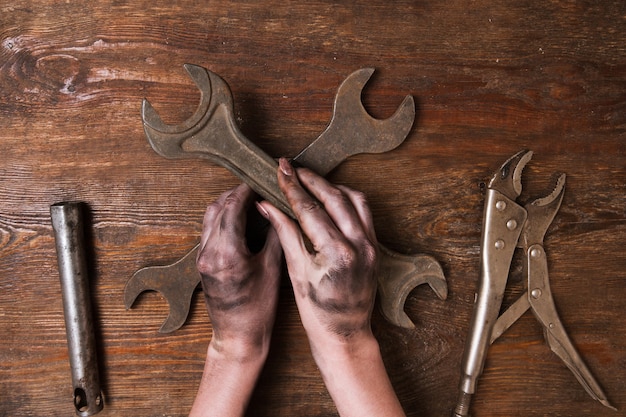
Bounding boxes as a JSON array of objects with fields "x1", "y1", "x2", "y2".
[
  {"x1": 124, "y1": 245, "x2": 202, "y2": 334},
  {"x1": 142, "y1": 64, "x2": 216, "y2": 135},
  {"x1": 488, "y1": 149, "x2": 533, "y2": 200},
  {"x1": 377, "y1": 246, "x2": 447, "y2": 328},
  {"x1": 333, "y1": 67, "x2": 416, "y2": 153},
  {"x1": 141, "y1": 64, "x2": 235, "y2": 160},
  {"x1": 292, "y1": 68, "x2": 415, "y2": 177}
]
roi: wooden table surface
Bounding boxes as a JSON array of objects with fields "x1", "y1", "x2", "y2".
[{"x1": 1, "y1": 1, "x2": 624, "y2": 416}]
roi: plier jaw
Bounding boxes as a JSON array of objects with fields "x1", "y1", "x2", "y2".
[
  {"x1": 488, "y1": 149, "x2": 533, "y2": 200},
  {"x1": 454, "y1": 151, "x2": 615, "y2": 417},
  {"x1": 518, "y1": 172, "x2": 566, "y2": 250}
]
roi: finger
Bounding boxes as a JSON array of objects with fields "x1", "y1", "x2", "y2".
[
  {"x1": 217, "y1": 183, "x2": 256, "y2": 241},
  {"x1": 296, "y1": 167, "x2": 369, "y2": 242},
  {"x1": 199, "y1": 186, "x2": 236, "y2": 253},
  {"x1": 199, "y1": 183, "x2": 256, "y2": 259},
  {"x1": 276, "y1": 158, "x2": 343, "y2": 249},
  {"x1": 257, "y1": 199, "x2": 309, "y2": 273},
  {"x1": 336, "y1": 185, "x2": 378, "y2": 245}
]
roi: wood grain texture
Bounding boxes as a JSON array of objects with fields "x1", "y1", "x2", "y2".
[{"x1": 0, "y1": 1, "x2": 624, "y2": 416}]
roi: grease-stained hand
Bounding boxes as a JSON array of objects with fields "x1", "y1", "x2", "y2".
[
  {"x1": 197, "y1": 183, "x2": 282, "y2": 359},
  {"x1": 257, "y1": 158, "x2": 379, "y2": 349},
  {"x1": 193, "y1": 166, "x2": 404, "y2": 417}
]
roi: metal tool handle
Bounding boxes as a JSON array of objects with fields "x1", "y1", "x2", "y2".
[
  {"x1": 51, "y1": 202, "x2": 104, "y2": 416},
  {"x1": 527, "y1": 244, "x2": 616, "y2": 410},
  {"x1": 173, "y1": 103, "x2": 294, "y2": 217},
  {"x1": 142, "y1": 65, "x2": 294, "y2": 217},
  {"x1": 454, "y1": 189, "x2": 526, "y2": 416}
]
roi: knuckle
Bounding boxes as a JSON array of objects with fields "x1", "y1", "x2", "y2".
[
  {"x1": 326, "y1": 185, "x2": 344, "y2": 199},
  {"x1": 197, "y1": 246, "x2": 240, "y2": 278},
  {"x1": 327, "y1": 240, "x2": 376, "y2": 271},
  {"x1": 337, "y1": 185, "x2": 368, "y2": 206},
  {"x1": 204, "y1": 202, "x2": 220, "y2": 218},
  {"x1": 350, "y1": 189, "x2": 369, "y2": 207},
  {"x1": 211, "y1": 251, "x2": 238, "y2": 274},
  {"x1": 196, "y1": 246, "x2": 217, "y2": 276},
  {"x1": 360, "y1": 240, "x2": 378, "y2": 267},
  {"x1": 296, "y1": 199, "x2": 322, "y2": 214},
  {"x1": 223, "y1": 192, "x2": 244, "y2": 208},
  {"x1": 340, "y1": 245, "x2": 358, "y2": 267},
  {"x1": 329, "y1": 243, "x2": 358, "y2": 271},
  {"x1": 325, "y1": 187, "x2": 351, "y2": 207},
  {"x1": 196, "y1": 254, "x2": 212, "y2": 276}
]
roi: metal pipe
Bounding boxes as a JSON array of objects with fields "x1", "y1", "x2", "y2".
[{"x1": 51, "y1": 202, "x2": 104, "y2": 416}]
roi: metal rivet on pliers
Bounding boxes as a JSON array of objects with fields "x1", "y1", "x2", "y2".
[{"x1": 506, "y1": 219, "x2": 518, "y2": 230}]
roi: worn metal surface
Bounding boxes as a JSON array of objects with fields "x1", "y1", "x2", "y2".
[
  {"x1": 50, "y1": 202, "x2": 104, "y2": 417},
  {"x1": 124, "y1": 65, "x2": 446, "y2": 332},
  {"x1": 291, "y1": 67, "x2": 415, "y2": 176},
  {"x1": 453, "y1": 152, "x2": 614, "y2": 416}
]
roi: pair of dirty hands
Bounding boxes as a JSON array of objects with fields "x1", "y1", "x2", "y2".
[{"x1": 191, "y1": 158, "x2": 405, "y2": 417}]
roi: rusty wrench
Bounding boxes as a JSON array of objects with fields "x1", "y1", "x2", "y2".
[{"x1": 124, "y1": 65, "x2": 447, "y2": 333}]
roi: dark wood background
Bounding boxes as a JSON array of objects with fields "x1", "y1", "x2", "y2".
[{"x1": 1, "y1": 1, "x2": 624, "y2": 416}]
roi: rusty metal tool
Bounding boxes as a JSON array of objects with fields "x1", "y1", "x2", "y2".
[
  {"x1": 453, "y1": 150, "x2": 615, "y2": 416},
  {"x1": 125, "y1": 65, "x2": 447, "y2": 333},
  {"x1": 51, "y1": 202, "x2": 104, "y2": 416}
]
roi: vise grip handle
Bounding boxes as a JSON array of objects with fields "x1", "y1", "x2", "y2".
[{"x1": 454, "y1": 189, "x2": 526, "y2": 416}]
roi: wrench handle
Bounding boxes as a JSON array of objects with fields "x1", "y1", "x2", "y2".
[
  {"x1": 142, "y1": 67, "x2": 294, "y2": 217},
  {"x1": 175, "y1": 104, "x2": 294, "y2": 217}
]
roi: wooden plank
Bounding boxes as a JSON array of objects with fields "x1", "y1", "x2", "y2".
[{"x1": 0, "y1": 1, "x2": 624, "y2": 416}]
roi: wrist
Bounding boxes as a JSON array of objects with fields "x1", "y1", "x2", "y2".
[
  {"x1": 208, "y1": 334, "x2": 270, "y2": 365},
  {"x1": 310, "y1": 330, "x2": 380, "y2": 371},
  {"x1": 191, "y1": 339, "x2": 268, "y2": 417},
  {"x1": 309, "y1": 333, "x2": 405, "y2": 417}
]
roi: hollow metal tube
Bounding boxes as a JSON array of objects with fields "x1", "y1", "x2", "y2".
[{"x1": 51, "y1": 202, "x2": 103, "y2": 416}]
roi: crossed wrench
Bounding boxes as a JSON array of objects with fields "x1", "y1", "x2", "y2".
[{"x1": 124, "y1": 65, "x2": 447, "y2": 333}]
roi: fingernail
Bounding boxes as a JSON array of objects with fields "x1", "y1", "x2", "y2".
[
  {"x1": 279, "y1": 158, "x2": 293, "y2": 176},
  {"x1": 255, "y1": 201, "x2": 269, "y2": 219}
]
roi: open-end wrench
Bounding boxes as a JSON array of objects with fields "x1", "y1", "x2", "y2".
[{"x1": 125, "y1": 65, "x2": 447, "y2": 333}]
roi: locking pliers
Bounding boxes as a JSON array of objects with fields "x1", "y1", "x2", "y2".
[{"x1": 453, "y1": 150, "x2": 615, "y2": 416}]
